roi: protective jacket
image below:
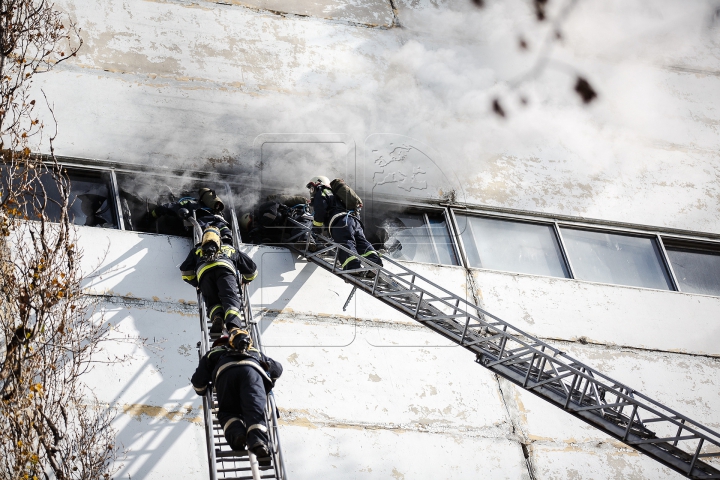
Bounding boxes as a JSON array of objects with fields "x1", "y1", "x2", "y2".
[
  {"x1": 191, "y1": 345, "x2": 283, "y2": 453},
  {"x1": 179, "y1": 244, "x2": 258, "y2": 287},
  {"x1": 310, "y1": 186, "x2": 345, "y2": 229},
  {"x1": 153, "y1": 197, "x2": 230, "y2": 236},
  {"x1": 309, "y1": 184, "x2": 381, "y2": 270},
  {"x1": 191, "y1": 345, "x2": 283, "y2": 397}
]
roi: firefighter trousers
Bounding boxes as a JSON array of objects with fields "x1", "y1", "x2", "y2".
[
  {"x1": 330, "y1": 215, "x2": 382, "y2": 270},
  {"x1": 215, "y1": 365, "x2": 269, "y2": 451},
  {"x1": 199, "y1": 268, "x2": 244, "y2": 331}
]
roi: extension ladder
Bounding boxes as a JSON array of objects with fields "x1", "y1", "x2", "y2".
[
  {"x1": 189, "y1": 213, "x2": 287, "y2": 480},
  {"x1": 283, "y1": 218, "x2": 720, "y2": 479}
]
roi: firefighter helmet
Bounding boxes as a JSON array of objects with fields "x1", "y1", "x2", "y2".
[
  {"x1": 306, "y1": 175, "x2": 330, "y2": 194},
  {"x1": 240, "y1": 213, "x2": 253, "y2": 230}
]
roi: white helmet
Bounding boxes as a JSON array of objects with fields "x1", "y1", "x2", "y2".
[
  {"x1": 239, "y1": 213, "x2": 253, "y2": 230},
  {"x1": 306, "y1": 176, "x2": 330, "y2": 194}
]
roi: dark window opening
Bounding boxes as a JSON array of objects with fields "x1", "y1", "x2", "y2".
[
  {"x1": 1, "y1": 165, "x2": 118, "y2": 228},
  {"x1": 115, "y1": 173, "x2": 231, "y2": 237}
]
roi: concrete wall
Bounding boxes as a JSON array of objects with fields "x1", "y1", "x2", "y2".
[{"x1": 74, "y1": 226, "x2": 720, "y2": 479}]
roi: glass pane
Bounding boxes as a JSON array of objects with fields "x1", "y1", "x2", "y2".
[
  {"x1": 457, "y1": 215, "x2": 569, "y2": 278},
  {"x1": 666, "y1": 247, "x2": 720, "y2": 296},
  {"x1": 427, "y1": 215, "x2": 459, "y2": 266},
  {"x1": 560, "y1": 228, "x2": 672, "y2": 290},
  {"x1": 0, "y1": 165, "x2": 117, "y2": 228},
  {"x1": 379, "y1": 213, "x2": 457, "y2": 266},
  {"x1": 66, "y1": 170, "x2": 118, "y2": 228},
  {"x1": 383, "y1": 214, "x2": 436, "y2": 264}
]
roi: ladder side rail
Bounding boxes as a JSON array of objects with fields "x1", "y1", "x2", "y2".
[
  {"x1": 415, "y1": 289, "x2": 720, "y2": 458},
  {"x1": 244, "y1": 283, "x2": 288, "y2": 480},
  {"x1": 199, "y1": 349, "x2": 219, "y2": 480},
  {"x1": 484, "y1": 354, "x2": 720, "y2": 479},
  {"x1": 292, "y1": 218, "x2": 720, "y2": 440},
  {"x1": 234, "y1": 215, "x2": 288, "y2": 480},
  {"x1": 284, "y1": 218, "x2": 720, "y2": 477},
  {"x1": 190, "y1": 216, "x2": 222, "y2": 479}
]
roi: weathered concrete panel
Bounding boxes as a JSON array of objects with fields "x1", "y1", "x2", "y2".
[
  {"x1": 78, "y1": 228, "x2": 195, "y2": 303},
  {"x1": 530, "y1": 442, "x2": 685, "y2": 480},
  {"x1": 278, "y1": 424, "x2": 529, "y2": 479},
  {"x1": 472, "y1": 268, "x2": 720, "y2": 356},
  {"x1": 112, "y1": 409, "x2": 208, "y2": 480},
  {"x1": 220, "y1": 0, "x2": 395, "y2": 26},
  {"x1": 502, "y1": 341, "x2": 720, "y2": 445},
  {"x1": 263, "y1": 316, "x2": 509, "y2": 431},
  {"x1": 84, "y1": 304, "x2": 201, "y2": 409}
]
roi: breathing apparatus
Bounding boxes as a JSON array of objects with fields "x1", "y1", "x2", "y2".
[
  {"x1": 228, "y1": 328, "x2": 253, "y2": 352},
  {"x1": 198, "y1": 188, "x2": 225, "y2": 213},
  {"x1": 201, "y1": 226, "x2": 222, "y2": 258}
]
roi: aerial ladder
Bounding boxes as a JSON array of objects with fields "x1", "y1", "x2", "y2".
[
  {"x1": 281, "y1": 215, "x2": 720, "y2": 479},
  {"x1": 185, "y1": 210, "x2": 287, "y2": 480}
]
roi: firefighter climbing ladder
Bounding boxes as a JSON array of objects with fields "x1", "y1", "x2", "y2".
[
  {"x1": 189, "y1": 214, "x2": 287, "y2": 480},
  {"x1": 284, "y1": 218, "x2": 720, "y2": 479}
]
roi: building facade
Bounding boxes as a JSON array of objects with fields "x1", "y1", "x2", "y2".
[{"x1": 30, "y1": 0, "x2": 720, "y2": 478}]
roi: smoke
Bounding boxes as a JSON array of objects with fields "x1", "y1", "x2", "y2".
[{"x1": 31, "y1": 0, "x2": 720, "y2": 230}]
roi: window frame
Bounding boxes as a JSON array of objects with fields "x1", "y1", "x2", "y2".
[
  {"x1": 364, "y1": 201, "x2": 461, "y2": 267},
  {"x1": 57, "y1": 159, "x2": 240, "y2": 239},
  {"x1": 449, "y1": 209, "x2": 573, "y2": 280},
  {"x1": 40, "y1": 155, "x2": 720, "y2": 297},
  {"x1": 445, "y1": 207, "x2": 720, "y2": 293}
]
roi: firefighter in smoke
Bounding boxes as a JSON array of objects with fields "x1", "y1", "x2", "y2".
[
  {"x1": 306, "y1": 176, "x2": 382, "y2": 274},
  {"x1": 240, "y1": 194, "x2": 316, "y2": 250},
  {"x1": 180, "y1": 226, "x2": 258, "y2": 333},
  {"x1": 192, "y1": 330, "x2": 282, "y2": 465},
  {"x1": 151, "y1": 187, "x2": 231, "y2": 237}
]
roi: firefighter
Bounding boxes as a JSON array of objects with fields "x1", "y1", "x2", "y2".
[
  {"x1": 151, "y1": 187, "x2": 231, "y2": 238},
  {"x1": 192, "y1": 330, "x2": 282, "y2": 465},
  {"x1": 180, "y1": 226, "x2": 258, "y2": 333},
  {"x1": 306, "y1": 176, "x2": 382, "y2": 273},
  {"x1": 240, "y1": 194, "x2": 315, "y2": 250}
]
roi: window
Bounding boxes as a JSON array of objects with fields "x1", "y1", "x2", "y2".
[
  {"x1": 66, "y1": 169, "x2": 118, "y2": 228},
  {"x1": 560, "y1": 228, "x2": 673, "y2": 290},
  {"x1": 456, "y1": 215, "x2": 569, "y2": 278},
  {"x1": 663, "y1": 240, "x2": 720, "y2": 296},
  {"x1": 115, "y1": 173, "x2": 232, "y2": 237},
  {"x1": 1, "y1": 165, "x2": 118, "y2": 228},
  {"x1": 374, "y1": 211, "x2": 459, "y2": 266}
]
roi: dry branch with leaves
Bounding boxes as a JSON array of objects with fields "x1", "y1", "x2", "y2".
[{"x1": 1, "y1": 1, "x2": 119, "y2": 479}]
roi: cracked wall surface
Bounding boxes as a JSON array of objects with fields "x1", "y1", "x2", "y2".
[{"x1": 74, "y1": 227, "x2": 720, "y2": 478}]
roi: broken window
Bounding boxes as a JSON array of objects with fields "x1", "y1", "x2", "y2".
[
  {"x1": 115, "y1": 172, "x2": 232, "y2": 237},
  {"x1": 663, "y1": 239, "x2": 720, "y2": 296},
  {"x1": 370, "y1": 209, "x2": 459, "y2": 266},
  {"x1": 1, "y1": 165, "x2": 118, "y2": 228},
  {"x1": 456, "y1": 214, "x2": 570, "y2": 278},
  {"x1": 560, "y1": 228, "x2": 673, "y2": 290}
]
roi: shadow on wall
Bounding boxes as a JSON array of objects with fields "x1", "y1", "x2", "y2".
[
  {"x1": 88, "y1": 305, "x2": 206, "y2": 480},
  {"x1": 78, "y1": 229, "x2": 195, "y2": 303}
]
